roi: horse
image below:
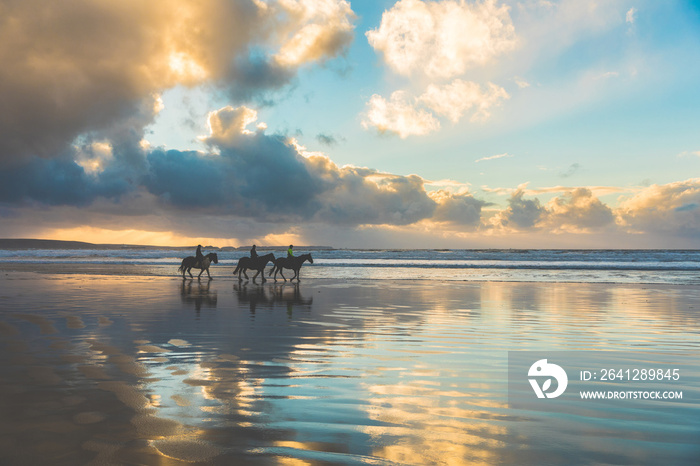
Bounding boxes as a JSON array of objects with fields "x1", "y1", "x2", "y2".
[
  {"x1": 233, "y1": 253, "x2": 276, "y2": 282},
  {"x1": 269, "y1": 253, "x2": 313, "y2": 281},
  {"x1": 178, "y1": 252, "x2": 218, "y2": 279}
]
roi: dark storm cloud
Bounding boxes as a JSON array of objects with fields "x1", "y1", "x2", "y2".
[
  {"x1": 141, "y1": 127, "x2": 440, "y2": 226},
  {"x1": 0, "y1": 155, "x2": 130, "y2": 206},
  {"x1": 142, "y1": 134, "x2": 324, "y2": 218},
  {"x1": 0, "y1": 111, "x2": 441, "y2": 228}
]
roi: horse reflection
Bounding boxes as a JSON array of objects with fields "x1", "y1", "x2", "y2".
[
  {"x1": 181, "y1": 280, "x2": 218, "y2": 314},
  {"x1": 234, "y1": 282, "x2": 313, "y2": 317}
]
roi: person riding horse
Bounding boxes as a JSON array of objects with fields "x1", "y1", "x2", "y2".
[
  {"x1": 195, "y1": 244, "x2": 204, "y2": 268},
  {"x1": 251, "y1": 244, "x2": 258, "y2": 259}
]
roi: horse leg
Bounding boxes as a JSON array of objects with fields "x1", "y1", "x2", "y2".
[
  {"x1": 206, "y1": 267, "x2": 212, "y2": 280},
  {"x1": 292, "y1": 268, "x2": 299, "y2": 281},
  {"x1": 188, "y1": 268, "x2": 194, "y2": 279},
  {"x1": 279, "y1": 269, "x2": 287, "y2": 282},
  {"x1": 260, "y1": 268, "x2": 266, "y2": 283}
]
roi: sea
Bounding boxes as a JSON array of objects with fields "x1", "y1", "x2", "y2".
[{"x1": 1, "y1": 247, "x2": 699, "y2": 284}]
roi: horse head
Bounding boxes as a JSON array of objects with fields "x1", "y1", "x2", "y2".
[
  {"x1": 304, "y1": 253, "x2": 313, "y2": 264},
  {"x1": 208, "y1": 253, "x2": 219, "y2": 264}
]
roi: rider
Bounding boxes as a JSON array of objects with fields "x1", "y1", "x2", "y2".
[
  {"x1": 287, "y1": 245, "x2": 294, "y2": 257},
  {"x1": 195, "y1": 244, "x2": 204, "y2": 268},
  {"x1": 250, "y1": 244, "x2": 258, "y2": 258}
]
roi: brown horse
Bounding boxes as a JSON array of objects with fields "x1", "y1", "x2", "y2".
[
  {"x1": 233, "y1": 253, "x2": 276, "y2": 282},
  {"x1": 269, "y1": 253, "x2": 313, "y2": 281},
  {"x1": 178, "y1": 252, "x2": 218, "y2": 279}
]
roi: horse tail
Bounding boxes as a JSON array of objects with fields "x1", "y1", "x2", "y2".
[
  {"x1": 233, "y1": 257, "x2": 245, "y2": 275},
  {"x1": 177, "y1": 260, "x2": 186, "y2": 273},
  {"x1": 268, "y1": 258, "x2": 277, "y2": 276}
]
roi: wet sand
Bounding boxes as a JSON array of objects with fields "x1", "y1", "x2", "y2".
[{"x1": 1, "y1": 270, "x2": 699, "y2": 465}]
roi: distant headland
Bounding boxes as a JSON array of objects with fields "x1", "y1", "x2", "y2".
[{"x1": 0, "y1": 238, "x2": 162, "y2": 250}]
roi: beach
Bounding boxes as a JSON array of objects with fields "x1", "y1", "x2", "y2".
[{"x1": 1, "y1": 266, "x2": 699, "y2": 465}]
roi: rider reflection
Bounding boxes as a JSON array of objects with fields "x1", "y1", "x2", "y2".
[
  {"x1": 233, "y1": 282, "x2": 312, "y2": 317},
  {"x1": 181, "y1": 279, "x2": 218, "y2": 315}
]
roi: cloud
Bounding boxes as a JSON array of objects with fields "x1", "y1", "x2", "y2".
[
  {"x1": 362, "y1": 91, "x2": 441, "y2": 138},
  {"x1": 309, "y1": 168, "x2": 437, "y2": 225},
  {"x1": 0, "y1": 156, "x2": 129, "y2": 207},
  {"x1": 559, "y1": 162, "x2": 580, "y2": 178},
  {"x1": 201, "y1": 106, "x2": 262, "y2": 147},
  {"x1": 524, "y1": 185, "x2": 626, "y2": 197},
  {"x1": 0, "y1": 0, "x2": 356, "y2": 163},
  {"x1": 366, "y1": 0, "x2": 517, "y2": 79},
  {"x1": 272, "y1": 0, "x2": 355, "y2": 67},
  {"x1": 617, "y1": 179, "x2": 700, "y2": 237},
  {"x1": 419, "y1": 80, "x2": 510, "y2": 122},
  {"x1": 475, "y1": 152, "x2": 513, "y2": 163},
  {"x1": 595, "y1": 71, "x2": 620, "y2": 80},
  {"x1": 494, "y1": 190, "x2": 546, "y2": 229},
  {"x1": 430, "y1": 190, "x2": 488, "y2": 226},
  {"x1": 514, "y1": 77, "x2": 531, "y2": 88},
  {"x1": 363, "y1": 0, "x2": 514, "y2": 137},
  {"x1": 315, "y1": 133, "x2": 342, "y2": 146},
  {"x1": 544, "y1": 188, "x2": 615, "y2": 231},
  {"x1": 0, "y1": 95, "x2": 526, "y2": 238},
  {"x1": 1, "y1": 104, "x2": 451, "y2": 230},
  {"x1": 490, "y1": 187, "x2": 614, "y2": 232},
  {"x1": 362, "y1": 80, "x2": 508, "y2": 137},
  {"x1": 626, "y1": 7, "x2": 637, "y2": 24}
]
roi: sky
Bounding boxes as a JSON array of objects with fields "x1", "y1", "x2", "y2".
[{"x1": 1, "y1": 0, "x2": 700, "y2": 249}]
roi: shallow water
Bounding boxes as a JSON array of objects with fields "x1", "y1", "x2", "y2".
[
  {"x1": 0, "y1": 273, "x2": 699, "y2": 465},
  {"x1": 3, "y1": 248, "x2": 700, "y2": 284}
]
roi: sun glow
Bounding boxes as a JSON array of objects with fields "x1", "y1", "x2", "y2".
[
  {"x1": 42, "y1": 227, "x2": 240, "y2": 247},
  {"x1": 168, "y1": 52, "x2": 208, "y2": 83}
]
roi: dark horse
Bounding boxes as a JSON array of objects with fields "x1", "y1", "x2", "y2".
[
  {"x1": 178, "y1": 252, "x2": 219, "y2": 279},
  {"x1": 233, "y1": 253, "x2": 275, "y2": 282},
  {"x1": 269, "y1": 253, "x2": 313, "y2": 281}
]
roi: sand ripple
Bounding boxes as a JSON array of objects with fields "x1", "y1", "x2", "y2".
[{"x1": 151, "y1": 437, "x2": 222, "y2": 462}]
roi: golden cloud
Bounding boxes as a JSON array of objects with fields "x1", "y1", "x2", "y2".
[{"x1": 0, "y1": 0, "x2": 356, "y2": 161}]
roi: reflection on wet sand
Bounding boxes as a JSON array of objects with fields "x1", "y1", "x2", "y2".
[
  {"x1": 181, "y1": 279, "x2": 218, "y2": 313},
  {"x1": 234, "y1": 282, "x2": 313, "y2": 316},
  {"x1": 0, "y1": 275, "x2": 699, "y2": 464}
]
